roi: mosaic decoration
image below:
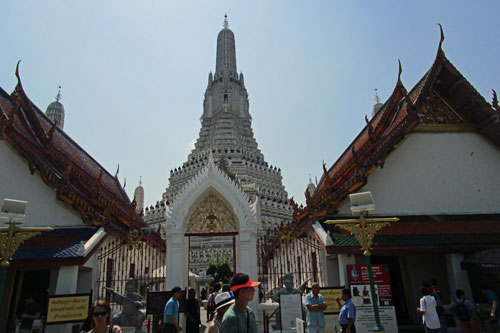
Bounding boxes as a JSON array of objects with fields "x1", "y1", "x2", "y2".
[{"x1": 186, "y1": 192, "x2": 237, "y2": 233}]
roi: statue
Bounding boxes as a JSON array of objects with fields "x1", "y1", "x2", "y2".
[
  {"x1": 105, "y1": 279, "x2": 147, "y2": 333},
  {"x1": 272, "y1": 274, "x2": 307, "y2": 329}
]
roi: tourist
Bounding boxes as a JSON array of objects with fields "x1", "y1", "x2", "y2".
[
  {"x1": 429, "y1": 279, "x2": 447, "y2": 333},
  {"x1": 447, "y1": 289, "x2": 478, "y2": 333},
  {"x1": 85, "y1": 300, "x2": 122, "y2": 333},
  {"x1": 417, "y1": 286, "x2": 441, "y2": 333},
  {"x1": 206, "y1": 292, "x2": 235, "y2": 333},
  {"x1": 164, "y1": 286, "x2": 183, "y2": 333},
  {"x1": 220, "y1": 272, "x2": 260, "y2": 333},
  {"x1": 201, "y1": 287, "x2": 207, "y2": 301},
  {"x1": 479, "y1": 284, "x2": 500, "y2": 329},
  {"x1": 18, "y1": 293, "x2": 41, "y2": 333},
  {"x1": 305, "y1": 282, "x2": 327, "y2": 333},
  {"x1": 186, "y1": 288, "x2": 201, "y2": 333},
  {"x1": 336, "y1": 288, "x2": 356, "y2": 333},
  {"x1": 207, "y1": 283, "x2": 221, "y2": 321}
]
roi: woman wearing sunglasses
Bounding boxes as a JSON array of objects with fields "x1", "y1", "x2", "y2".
[{"x1": 85, "y1": 300, "x2": 122, "y2": 333}]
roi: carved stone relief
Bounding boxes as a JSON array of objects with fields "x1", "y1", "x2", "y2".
[{"x1": 186, "y1": 192, "x2": 237, "y2": 233}]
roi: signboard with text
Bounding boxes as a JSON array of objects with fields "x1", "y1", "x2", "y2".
[
  {"x1": 280, "y1": 294, "x2": 303, "y2": 330},
  {"x1": 354, "y1": 306, "x2": 398, "y2": 333},
  {"x1": 46, "y1": 293, "x2": 91, "y2": 325},
  {"x1": 347, "y1": 264, "x2": 392, "y2": 306},
  {"x1": 309, "y1": 286, "x2": 344, "y2": 314},
  {"x1": 347, "y1": 264, "x2": 391, "y2": 285}
]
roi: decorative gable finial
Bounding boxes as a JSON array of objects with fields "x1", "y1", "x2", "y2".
[
  {"x1": 115, "y1": 163, "x2": 120, "y2": 178},
  {"x1": 375, "y1": 88, "x2": 380, "y2": 104},
  {"x1": 493, "y1": 89, "x2": 500, "y2": 112},
  {"x1": 223, "y1": 14, "x2": 229, "y2": 28},
  {"x1": 437, "y1": 23, "x2": 445, "y2": 57},
  {"x1": 397, "y1": 59, "x2": 403, "y2": 86}
]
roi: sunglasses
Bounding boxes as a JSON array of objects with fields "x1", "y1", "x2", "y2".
[{"x1": 92, "y1": 311, "x2": 107, "y2": 317}]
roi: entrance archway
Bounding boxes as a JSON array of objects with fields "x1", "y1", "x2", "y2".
[{"x1": 164, "y1": 158, "x2": 259, "y2": 296}]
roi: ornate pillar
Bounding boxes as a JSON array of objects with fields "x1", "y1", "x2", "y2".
[
  {"x1": 445, "y1": 253, "x2": 472, "y2": 299},
  {"x1": 45, "y1": 265, "x2": 79, "y2": 333},
  {"x1": 166, "y1": 232, "x2": 187, "y2": 289}
]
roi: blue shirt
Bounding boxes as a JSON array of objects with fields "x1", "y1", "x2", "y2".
[
  {"x1": 339, "y1": 299, "x2": 356, "y2": 325},
  {"x1": 486, "y1": 290, "x2": 500, "y2": 318},
  {"x1": 305, "y1": 293, "x2": 326, "y2": 327},
  {"x1": 164, "y1": 296, "x2": 179, "y2": 325}
]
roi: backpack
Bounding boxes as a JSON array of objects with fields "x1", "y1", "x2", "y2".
[{"x1": 454, "y1": 299, "x2": 471, "y2": 322}]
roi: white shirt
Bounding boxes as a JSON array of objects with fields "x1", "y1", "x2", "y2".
[{"x1": 420, "y1": 295, "x2": 441, "y2": 329}]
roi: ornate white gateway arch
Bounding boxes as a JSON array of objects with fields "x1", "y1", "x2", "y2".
[{"x1": 165, "y1": 156, "x2": 259, "y2": 290}]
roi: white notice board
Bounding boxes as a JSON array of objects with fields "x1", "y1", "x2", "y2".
[
  {"x1": 280, "y1": 294, "x2": 302, "y2": 330},
  {"x1": 355, "y1": 306, "x2": 398, "y2": 333}
]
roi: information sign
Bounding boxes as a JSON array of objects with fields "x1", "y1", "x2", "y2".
[
  {"x1": 46, "y1": 293, "x2": 91, "y2": 325},
  {"x1": 315, "y1": 287, "x2": 344, "y2": 314},
  {"x1": 354, "y1": 306, "x2": 398, "y2": 333},
  {"x1": 280, "y1": 294, "x2": 302, "y2": 330},
  {"x1": 347, "y1": 264, "x2": 391, "y2": 285}
]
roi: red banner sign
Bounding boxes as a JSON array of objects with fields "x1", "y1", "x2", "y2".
[{"x1": 347, "y1": 264, "x2": 391, "y2": 285}]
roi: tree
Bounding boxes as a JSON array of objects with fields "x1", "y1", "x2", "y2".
[{"x1": 206, "y1": 252, "x2": 233, "y2": 284}]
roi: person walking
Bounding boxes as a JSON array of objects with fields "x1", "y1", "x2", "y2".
[
  {"x1": 305, "y1": 282, "x2": 327, "y2": 333},
  {"x1": 206, "y1": 292, "x2": 235, "y2": 333},
  {"x1": 186, "y1": 288, "x2": 201, "y2": 333},
  {"x1": 336, "y1": 288, "x2": 356, "y2": 333},
  {"x1": 220, "y1": 273, "x2": 260, "y2": 333},
  {"x1": 447, "y1": 289, "x2": 478, "y2": 333},
  {"x1": 85, "y1": 300, "x2": 122, "y2": 333},
  {"x1": 479, "y1": 284, "x2": 500, "y2": 329},
  {"x1": 164, "y1": 286, "x2": 183, "y2": 333},
  {"x1": 418, "y1": 286, "x2": 441, "y2": 333}
]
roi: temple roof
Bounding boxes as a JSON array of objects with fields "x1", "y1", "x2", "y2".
[
  {"x1": 319, "y1": 215, "x2": 500, "y2": 255},
  {"x1": 12, "y1": 227, "x2": 101, "y2": 266},
  {"x1": 0, "y1": 66, "x2": 164, "y2": 250},
  {"x1": 301, "y1": 30, "x2": 500, "y2": 222}
]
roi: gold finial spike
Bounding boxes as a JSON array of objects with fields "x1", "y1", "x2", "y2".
[
  {"x1": 223, "y1": 14, "x2": 229, "y2": 28},
  {"x1": 375, "y1": 88, "x2": 380, "y2": 104},
  {"x1": 56, "y1": 86, "x2": 62, "y2": 102}
]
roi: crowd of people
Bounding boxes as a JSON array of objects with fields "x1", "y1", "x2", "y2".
[
  {"x1": 16, "y1": 273, "x2": 499, "y2": 333},
  {"x1": 417, "y1": 279, "x2": 500, "y2": 333}
]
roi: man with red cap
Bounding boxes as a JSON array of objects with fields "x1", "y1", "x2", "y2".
[{"x1": 220, "y1": 273, "x2": 260, "y2": 333}]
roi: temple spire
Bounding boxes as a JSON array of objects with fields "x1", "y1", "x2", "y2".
[
  {"x1": 56, "y1": 86, "x2": 62, "y2": 102},
  {"x1": 215, "y1": 14, "x2": 237, "y2": 77}
]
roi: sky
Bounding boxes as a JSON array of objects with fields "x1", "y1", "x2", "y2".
[{"x1": 1, "y1": 1, "x2": 499, "y2": 207}]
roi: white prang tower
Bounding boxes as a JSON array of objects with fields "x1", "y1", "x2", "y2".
[{"x1": 144, "y1": 17, "x2": 293, "y2": 272}]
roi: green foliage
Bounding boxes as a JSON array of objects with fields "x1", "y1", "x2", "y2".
[{"x1": 206, "y1": 252, "x2": 233, "y2": 284}]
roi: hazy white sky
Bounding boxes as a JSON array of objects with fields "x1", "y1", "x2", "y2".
[{"x1": 2, "y1": 1, "x2": 499, "y2": 206}]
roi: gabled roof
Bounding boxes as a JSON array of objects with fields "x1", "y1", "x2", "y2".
[
  {"x1": 0, "y1": 64, "x2": 165, "y2": 250},
  {"x1": 319, "y1": 215, "x2": 500, "y2": 255},
  {"x1": 264, "y1": 28, "x2": 500, "y2": 258},
  {"x1": 12, "y1": 227, "x2": 103, "y2": 266},
  {"x1": 301, "y1": 27, "x2": 500, "y2": 224}
]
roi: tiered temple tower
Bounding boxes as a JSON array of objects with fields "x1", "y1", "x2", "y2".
[{"x1": 145, "y1": 17, "x2": 293, "y2": 238}]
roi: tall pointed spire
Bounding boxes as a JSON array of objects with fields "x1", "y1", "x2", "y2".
[{"x1": 216, "y1": 14, "x2": 237, "y2": 77}]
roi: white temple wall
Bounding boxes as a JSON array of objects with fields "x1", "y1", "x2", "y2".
[
  {"x1": 336, "y1": 132, "x2": 500, "y2": 215},
  {"x1": 0, "y1": 141, "x2": 81, "y2": 227}
]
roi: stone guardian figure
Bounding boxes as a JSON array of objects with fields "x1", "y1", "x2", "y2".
[{"x1": 105, "y1": 279, "x2": 147, "y2": 333}]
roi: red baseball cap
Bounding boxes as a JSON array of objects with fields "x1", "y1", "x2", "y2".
[{"x1": 231, "y1": 277, "x2": 261, "y2": 292}]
